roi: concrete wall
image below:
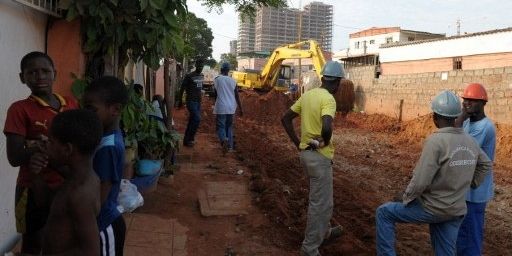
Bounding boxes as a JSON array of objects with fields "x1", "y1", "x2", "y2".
[
  {"x1": 0, "y1": 1, "x2": 47, "y2": 252},
  {"x1": 348, "y1": 65, "x2": 512, "y2": 124},
  {"x1": 380, "y1": 30, "x2": 512, "y2": 63}
]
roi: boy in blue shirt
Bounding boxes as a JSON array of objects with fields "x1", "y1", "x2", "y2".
[
  {"x1": 83, "y1": 76, "x2": 129, "y2": 256},
  {"x1": 455, "y1": 83, "x2": 496, "y2": 255}
]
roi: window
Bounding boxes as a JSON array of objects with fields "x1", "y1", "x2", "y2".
[
  {"x1": 355, "y1": 41, "x2": 360, "y2": 49},
  {"x1": 453, "y1": 57, "x2": 462, "y2": 70},
  {"x1": 385, "y1": 37, "x2": 393, "y2": 43},
  {"x1": 369, "y1": 40, "x2": 375, "y2": 44}
]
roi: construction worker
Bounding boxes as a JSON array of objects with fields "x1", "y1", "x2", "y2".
[
  {"x1": 213, "y1": 62, "x2": 243, "y2": 154},
  {"x1": 281, "y1": 61, "x2": 345, "y2": 256},
  {"x1": 375, "y1": 90, "x2": 492, "y2": 256},
  {"x1": 177, "y1": 59, "x2": 204, "y2": 147},
  {"x1": 455, "y1": 83, "x2": 496, "y2": 255}
]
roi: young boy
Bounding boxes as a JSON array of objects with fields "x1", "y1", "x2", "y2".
[
  {"x1": 3, "y1": 51, "x2": 78, "y2": 254},
  {"x1": 33, "y1": 109, "x2": 102, "y2": 255},
  {"x1": 82, "y1": 76, "x2": 129, "y2": 256}
]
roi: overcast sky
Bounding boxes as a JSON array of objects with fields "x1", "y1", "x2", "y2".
[{"x1": 187, "y1": 0, "x2": 512, "y2": 60}]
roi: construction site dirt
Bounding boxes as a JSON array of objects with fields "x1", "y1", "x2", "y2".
[{"x1": 161, "y1": 91, "x2": 512, "y2": 255}]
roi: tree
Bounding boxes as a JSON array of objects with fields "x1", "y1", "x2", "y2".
[
  {"x1": 220, "y1": 53, "x2": 237, "y2": 70},
  {"x1": 177, "y1": 12, "x2": 214, "y2": 71},
  {"x1": 61, "y1": 0, "x2": 285, "y2": 78}
]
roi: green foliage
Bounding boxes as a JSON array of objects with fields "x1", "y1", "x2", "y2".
[
  {"x1": 220, "y1": 53, "x2": 237, "y2": 70},
  {"x1": 197, "y1": 0, "x2": 287, "y2": 18},
  {"x1": 62, "y1": 0, "x2": 188, "y2": 69},
  {"x1": 121, "y1": 81, "x2": 181, "y2": 159},
  {"x1": 176, "y1": 12, "x2": 214, "y2": 63},
  {"x1": 70, "y1": 73, "x2": 90, "y2": 104}
]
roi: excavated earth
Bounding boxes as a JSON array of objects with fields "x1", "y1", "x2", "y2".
[{"x1": 200, "y1": 91, "x2": 512, "y2": 255}]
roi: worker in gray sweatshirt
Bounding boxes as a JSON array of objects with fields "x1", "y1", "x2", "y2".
[{"x1": 375, "y1": 90, "x2": 492, "y2": 256}]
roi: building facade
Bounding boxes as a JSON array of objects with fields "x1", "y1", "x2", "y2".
[
  {"x1": 334, "y1": 27, "x2": 444, "y2": 66},
  {"x1": 237, "y1": 15, "x2": 255, "y2": 54},
  {"x1": 379, "y1": 27, "x2": 512, "y2": 75},
  {"x1": 229, "y1": 40, "x2": 238, "y2": 55},
  {"x1": 238, "y1": 1, "x2": 333, "y2": 54}
]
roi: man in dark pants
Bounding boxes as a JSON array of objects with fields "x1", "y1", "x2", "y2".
[{"x1": 178, "y1": 59, "x2": 204, "y2": 147}]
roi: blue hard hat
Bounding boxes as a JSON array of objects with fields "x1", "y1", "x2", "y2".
[
  {"x1": 221, "y1": 62, "x2": 230, "y2": 70},
  {"x1": 431, "y1": 90, "x2": 462, "y2": 117},
  {"x1": 321, "y1": 61, "x2": 345, "y2": 80}
]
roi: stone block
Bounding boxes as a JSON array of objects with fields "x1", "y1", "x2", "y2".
[
  {"x1": 464, "y1": 70, "x2": 474, "y2": 76},
  {"x1": 484, "y1": 68, "x2": 495, "y2": 75},
  {"x1": 494, "y1": 67, "x2": 505, "y2": 74},
  {"x1": 474, "y1": 69, "x2": 484, "y2": 76},
  {"x1": 505, "y1": 67, "x2": 512, "y2": 74}
]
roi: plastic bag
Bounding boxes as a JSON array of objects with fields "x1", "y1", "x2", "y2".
[{"x1": 117, "y1": 179, "x2": 144, "y2": 213}]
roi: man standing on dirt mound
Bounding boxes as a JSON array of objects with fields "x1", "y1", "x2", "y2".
[
  {"x1": 178, "y1": 59, "x2": 204, "y2": 147},
  {"x1": 281, "y1": 61, "x2": 345, "y2": 256},
  {"x1": 213, "y1": 62, "x2": 243, "y2": 154},
  {"x1": 455, "y1": 83, "x2": 496, "y2": 256},
  {"x1": 375, "y1": 90, "x2": 492, "y2": 256}
]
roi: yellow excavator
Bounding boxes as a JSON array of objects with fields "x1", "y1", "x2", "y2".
[{"x1": 231, "y1": 40, "x2": 326, "y2": 91}]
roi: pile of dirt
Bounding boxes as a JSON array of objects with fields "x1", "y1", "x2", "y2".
[
  {"x1": 397, "y1": 114, "x2": 436, "y2": 145},
  {"x1": 336, "y1": 112, "x2": 401, "y2": 132},
  {"x1": 239, "y1": 90, "x2": 294, "y2": 125}
]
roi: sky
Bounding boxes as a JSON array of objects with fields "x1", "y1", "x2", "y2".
[{"x1": 187, "y1": 0, "x2": 512, "y2": 61}]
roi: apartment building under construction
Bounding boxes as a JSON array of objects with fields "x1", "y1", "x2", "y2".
[{"x1": 237, "y1": 1, "x2": 333, "y2": 54}]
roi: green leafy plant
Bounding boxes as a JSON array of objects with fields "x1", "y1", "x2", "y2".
[{"x1": 120, "y1": 81, "x2": 181, "y2": 159}]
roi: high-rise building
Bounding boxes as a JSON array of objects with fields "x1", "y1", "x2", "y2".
[
  {"x1": 229, "y1": 40, "x2": 238, "y2": 55},
  {"x1": 237, "y1": 15, "x2": 255, "y2": 54},
  {"x1": 237, "y1": 2, "x2": 333, "y2": 54}
]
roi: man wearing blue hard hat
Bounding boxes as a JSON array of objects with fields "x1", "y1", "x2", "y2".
[
  {"x1": 281, "y1": 61, "x2": 345, "y2": 255},
  {"x1": 375, "y1": 90, "x2": 492, "y2": 256},
  {"x1": 213, "y1": 62, "x2": 243, "y2": 154}
]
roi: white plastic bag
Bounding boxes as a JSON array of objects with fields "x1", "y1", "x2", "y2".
[{"x1": 117, "y1": 179, "x2": 144, "y2": 213}]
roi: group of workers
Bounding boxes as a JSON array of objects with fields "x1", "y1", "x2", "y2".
[{"x1": 281, "y1": 61, "x2": 496, "y2": 256}]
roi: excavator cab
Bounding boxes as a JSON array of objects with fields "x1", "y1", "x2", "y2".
[{"x1": 274, "y1": 65, "x2": 292, "y2": 90}]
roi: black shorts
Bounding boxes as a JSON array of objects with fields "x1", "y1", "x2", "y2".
[
  {"x1": 99, "y1": 215, "x2": 126, "y2": 256},
  {"x1": 15, "y1": 185, "x2": 50, "y2": 234}
]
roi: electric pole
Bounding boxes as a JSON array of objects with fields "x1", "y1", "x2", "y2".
[{"x1": 456, "y1": 19, "x2": 461, "y2": 36}]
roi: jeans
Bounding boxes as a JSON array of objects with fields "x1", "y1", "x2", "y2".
[
  {"x1": 184, "y1": 101, "x2": 201, "y2": 144},
  {"x1": 299, "y1": 151, "x2": 333, "y2": 256},
  {"x1": 456, "y1": 201, "x2": 487, "y2": 256},
  {"x1": 376, "y1": 200, "x2": 464, "y2": 256},
  {"x1": 216, "y1": 114, "x2": 234, "y2": 148}
]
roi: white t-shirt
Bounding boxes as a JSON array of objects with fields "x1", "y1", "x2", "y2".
[{"x1": 213, "y1": 75, "x2": 237, "y2": 114}]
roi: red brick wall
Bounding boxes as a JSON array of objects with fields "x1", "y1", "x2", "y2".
[
  {"x1": 47, "y1": 19, "x2": 85, "y2": 98},
  {"x1": 382, "y1": 52, "x2": 512, "y2": 75}
]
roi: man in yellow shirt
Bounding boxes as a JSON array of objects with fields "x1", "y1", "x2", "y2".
[{"x1": 281, "y1": 61, "x2": 345, "y2": 256}]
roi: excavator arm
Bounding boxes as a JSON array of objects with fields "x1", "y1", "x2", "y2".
[
  {"x1": 232, "y1": 40, "x2": 327, "y2": 91},
  {"x1": 259, "y1": 40, "x2": 326, "y2": 89}
]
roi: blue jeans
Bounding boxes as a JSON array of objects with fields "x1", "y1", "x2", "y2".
[
  {"x1": 376, "y1": 200, "x2": 464, "y2": 256},
  {"x1": 184, "y1": 101, "x2": 201, "y2": 144},
  {"x1": 216, "y1": 114, "x2": 234, "y2": 148},
  {"x1": 456, "y1": 201, "x2": 487, "y2": 256}
]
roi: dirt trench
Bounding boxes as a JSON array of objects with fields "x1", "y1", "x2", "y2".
[{"x1": 201, "y1": 91, "x2": 512, "y2": 255}]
